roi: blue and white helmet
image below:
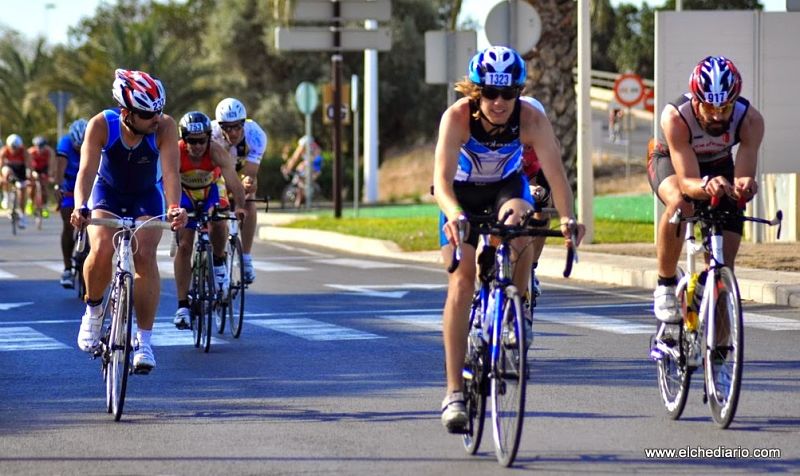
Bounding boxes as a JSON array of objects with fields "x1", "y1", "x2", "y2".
[
  {"x1": 69, "y1": 119, "x2": 88, "y2": 146},
  {"x1": 468, "y1": 46, "x2": 527, "y2": 88},
  {"x1": 215, "y1": 98, "x2": 247, "y2": 123}
]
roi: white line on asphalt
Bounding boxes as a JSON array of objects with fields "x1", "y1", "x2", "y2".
[
  {"x1": 150, "y1": 322, "x2": 227, "y2": 347},
  {"x1": 249, "y1": 318, "x2": 384, "y2": 340},
  {"x1": 535, "y1": 312, "x2": 655, "y2": 334},
  {"x1": 376, "y1": 314, "x2": 442, "y2": 330},
  {"x1": 252, "y1": 261, "x2": 309, "y2": 272},
  {"x1": 315, "y1": 258, "x2": 404, "y2": 269},
  {"x1": 745, "y1": 312, "x2": 800, "y2": 331},
  {"x1": 0, "y1": 326, "x2": 70, "y2": 351},
  {"x1": 269, "y1": 242, "x2": 332, "y2": 258},
  {"x1": 0, "y1": 269, "x2": 18, "y2": 279},
  {"x1": 544, "y1": 282, "x2": 650, "y2": 301}
]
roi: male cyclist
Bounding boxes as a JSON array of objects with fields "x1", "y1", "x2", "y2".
[
  {"x1": 53, "y1": 119, "x2": 88, "y2": 288},
  {"x1": 211, "y1": 98, "x2": 267, "y2": 284},
  {"x1": 648, "y1": 56, "x2": 763, "y2": 329},
  {"x1": 71, "y1": 69, "x2": 188, "y2": 373},
  {"x1": 172, "y1": 111, "x2": 247, "y2": 329},
  {"x1": 27, "y1": 136, "x2": 55, "y2": 217},
  {"x1": 433, "y1": 46, "x2": 584, "y2": 433},
  {"x1": 1, "y1": 134, "x2": 31, "y2": 228},
  {"x1": 281, "y1": 135, "x2": 323, "y2": 208}
]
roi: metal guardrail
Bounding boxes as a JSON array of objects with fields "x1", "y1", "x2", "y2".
[{"x1": 573, "y1": 68, "x2": 655, "y2": 90}]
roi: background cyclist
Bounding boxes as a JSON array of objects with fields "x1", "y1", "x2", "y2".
[
  {"x1": 172, "y1": 111, "x2": 247, "y2": 329},
  {"x1": 211, "y1": 97, "x2": 267, "y2": 284},
  {"x1": 281, "y1": 135, "x2": 323, "y2": 208},
  {"x1": 433, "y1": 46, "x2": 584, "y2": 433},
  {"x1": 27, "y1": 136, "x2": 55, "y2": 218},
  {"x1": 648, "y1": 55, "x2": 763, "y2": 329},
  {"x1": 71, "y1": 69, "x2": 188, "y2": 374},
  {"x1": 1, "y1": 134, "x2": 31, "y2": 228},
  {"x1": 53, "y1": 119, "x2": 88, "y2": 288}
]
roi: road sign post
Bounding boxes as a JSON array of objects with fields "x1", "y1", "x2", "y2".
[
  {"x1": 612, "y1": 73, "x2": 645, "y2": 179},
  {"x1": 295, "y1": 81, "x2": 319, "y2": 209},
  {"x1": 47, "y1": 90, "x2": 72, "y2": 141},
  {"x1": 351, "y1": 74, "x2": 360, "y2": 215}
]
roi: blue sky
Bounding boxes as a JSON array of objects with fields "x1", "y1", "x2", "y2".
[{"x1": 2, "y1": 0, "x2": 789, "y2": 46}]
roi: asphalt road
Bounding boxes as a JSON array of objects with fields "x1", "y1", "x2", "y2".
[{"x1": 0, "y1": 217, "x2": 798, "y2": 474}]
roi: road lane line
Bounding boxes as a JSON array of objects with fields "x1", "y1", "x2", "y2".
[
  {"x1": 0, "y1": 326, "x2": 70, "y2": 351},
  {"x1": 249, "y1": 318, "x2": 384, "y2": 341}
]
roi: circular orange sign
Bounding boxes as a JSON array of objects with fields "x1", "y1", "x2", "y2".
[{"x1": 613, "y1": 73, "x2": 645, "y2": 108}]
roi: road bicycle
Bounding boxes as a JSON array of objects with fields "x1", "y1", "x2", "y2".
[
  {"x1": 5, "y1": 177, "x2": 21, "y2": 235},
  {"x1": 650, "y1": 196, "x2": 781, "y2": 428},
  {"x1": 450, "y1": 209, "x2": 576, "y2": 467},
  {"x1": 78, "y1": 211, "x2": 173, "y2": 421},
  {"x1": 29, "y1": 170, "x2": 47, "y2": 230},
  {"x1": 183, "y1": 201, "x2": 225, "y2": 353},
  {"x1": 219, "y1": 212, "x2": 246, "y2": 338},
  {"x1": 71, "y1": 226, "x2": 89, "y2": 300},
  {"x1": 280, "y1": 170, "x2": 321, "y2": 209}
]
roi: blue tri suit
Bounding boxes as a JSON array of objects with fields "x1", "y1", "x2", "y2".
[
  {"x1": 56, "y1": 135, "x2": 81, "y2": 209},
  {"x1": 87, "y1": 108, "x2": 166, "y2": 218}
]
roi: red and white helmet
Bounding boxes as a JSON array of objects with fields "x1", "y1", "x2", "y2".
[
  {"x1": 111, "y1": 69, "x2": 166, "y2": 112},
  {"x1": 689, "y1": 56, "x2": 742, "y2": 107}
]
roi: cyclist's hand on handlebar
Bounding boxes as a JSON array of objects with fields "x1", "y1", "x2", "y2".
[
  {"x1": 733, "y1": 176, "x2": 757, "y2": 202},
  {"x1": 234, "y1": 206, "x2": 248, "y2": 222},
  {"x1": 443, "y1": 213, "x2": 469, "y2": 247},
  {"x1": 560, "y1": 218, "x2": 585, "y2": 247},
  {"x1": 242, "y1": 176, "x2": 256, "y2": 194},
  {"x1": 704, "y1": 175, "x2": 734, "y2": 199},
  {"x1": 168, "y1": 206, "x2": 188, "y2": 230},
  {"x1": 70, "y1": 206, "x2": 90, "y2": 229}
]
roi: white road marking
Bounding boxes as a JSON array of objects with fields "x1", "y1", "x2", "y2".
[
  {"x1": 0, "y1": 302, "x2": 34, "y2": 311},
  {"x1": 746, "y1": 312, "x2": 800, "y2": 331},
  {"x1": 376, "y1": 314, "x2": 442, "y2": 330},
  {"x1": 535, "y1": 312, "x2": 654, "y2": 334},
  {"x1": 0, "y1": 269, "x2": 18, "y2": 279},
  {"x1": 0, "y1": 326, "x2": 69, "y2": 351},
  {"x1": 316, "y1": 258, "x2": 403, "y2": 269},
  {"x1": 150, "y1": 322, "x2": 227, "y2": 347},
  {"x1": 251, "y1": 261, "x2": 309, "y2": 272},
  {"x1": 249, "y1": 318, "x2": 384, "y2": 341}
]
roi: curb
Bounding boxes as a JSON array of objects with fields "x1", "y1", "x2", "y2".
[{"x1": 257, "y1": 223, "x2": 800, "y2": 308}]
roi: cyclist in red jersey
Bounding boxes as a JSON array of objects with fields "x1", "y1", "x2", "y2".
[
  {"x1": 27, "y1": 136, "x2": 55, "y2": 217},
  {"x1": 1, "y1": 134, "x2": 31, "y2": 228}
]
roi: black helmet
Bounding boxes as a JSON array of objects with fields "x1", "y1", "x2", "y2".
[{"x1": 178, "y1": 111, "x2": 212, "y2": 139}]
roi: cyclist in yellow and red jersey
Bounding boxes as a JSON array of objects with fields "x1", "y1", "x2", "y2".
[
  {"x1": 1, "y1": 134, "x2": 31, "y2": 228},
  {"x1": 27, "y1": 136, "x2": 55, "y2": 217},
  {"x1": 211, "y1": 97, "x2": 267, "y2": 284},
  {"x1": 172, "y1": 111, "x2": 247, "y2": 329}
]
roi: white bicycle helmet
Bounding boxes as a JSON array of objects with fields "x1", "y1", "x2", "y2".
[
  {"x1": 111, "y1": 69, "x2": 166, "y2": 112},
  {"x1": 5, "y1": 134, "x2": 23, "y2": 149},
  {"x1": 215, "y1": 98, "x2": 247, "y2": 123},
  {"x1": 69, "y1": 119, "x2": 89, "y2": 146}
]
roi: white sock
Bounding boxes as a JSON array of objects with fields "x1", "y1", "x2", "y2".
[
  {"x1": 86, "y1": 304, "x2": 103, "y2": 319},
  {"x1": 137, "y1": 330, "x2": 152, "y2": 346}
]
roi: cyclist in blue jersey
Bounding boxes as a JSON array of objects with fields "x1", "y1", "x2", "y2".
[
  {"x1": 433, "y1": 46, "x2": 585, "y2": 433},
  {"x1": 54, "y1": 118, "x2": 88, "y2": 288},
  {"x1": 281, "y1": 135, "x2": 323, "y2": 208},
  {"x1": 71, "y1": 69, "x2": 188, "y2": 373}
]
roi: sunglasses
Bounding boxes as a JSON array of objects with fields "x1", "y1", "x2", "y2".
[
  {"x1": 132, "y1": 108, "x2": 162, "y2": 120},
  {"x1": 481, "y1": 87, "x2": 519, "y2": 101},
  {"x1": 220, "y1": 122, "x2": 244, "y2": 132},
  {"x1": 185, "y1": 136, "x2": 208, "y2": 145},
  {"x1": 699, "y1": 102, "x2": 733, "y2": 116}
]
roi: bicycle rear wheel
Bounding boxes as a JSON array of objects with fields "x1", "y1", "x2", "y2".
[
  {"x1": 462, "y1": 294, "x2": 487, "y2": 455},
  {"x1": 490, "y1": 288, "x2": 526, "y2": 467},
  {"x1": 106, "y1": 273, "x2": 133, "y2": 421},
  {"x1": 655, "y1": 286, "x2": 692, "y2": 420},
  {"x1": 705, "y1": 266, "x2": 743, "y2": 429},
  {"x1": 228, "y1": 237, "x2": 246, "y2": 338},
  {"x1": 200, "y1": 249, "x2": 214, "y2": 353}
]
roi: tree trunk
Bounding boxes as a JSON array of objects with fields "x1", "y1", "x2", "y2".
[{"x1": 522, "y1": 0, "x2": 578, "y2": 190}]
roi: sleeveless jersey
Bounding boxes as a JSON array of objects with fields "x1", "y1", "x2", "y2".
[
  {"x1": 660, "y1": 93, "x2": 749, "y2": 164},
  {"x1": 28, "y1": 146, "x2": 51, "y2": 171},
  {"x1": 179, "y1": 140, "x2": 220, "y2": 189},
  {"x1": 455, "y1": 100, "x2": 522, "y2": 183},
  {"x1": 1, "y1": 146, "x2": 25, "y2": 166},
  {"x1": 56, "y1": 135, "x2": 81, "y2": 191},
  {"x1": 210, "y1": 119, "x2": 267, "y2": 173},
  {"x1": 97, "y1": 108, "x2": 161, "y2": 194}
]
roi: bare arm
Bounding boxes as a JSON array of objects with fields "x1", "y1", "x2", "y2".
[
  {"x1": 433, "y1": 99, "x2": 469, "y2": 222},
  {"x1": 157, "y1": 115, "x2": 182, "y2": 207},
  {"x1": 732, "y1": 106, "x2": 764, "y2": 200},
  {"x1": 74, "y1": 113, "x2": 107, "y2": 209},
  {"x1": 211, "y1": 141, "x2": 246, "y2": 210},
  {"x1": 661, "y1": 106, "x2": 708, "y2": 199}
]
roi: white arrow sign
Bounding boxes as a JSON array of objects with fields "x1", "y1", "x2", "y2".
[{"x1": 0, "y1": 302, "x2": 34, "y2": 311}]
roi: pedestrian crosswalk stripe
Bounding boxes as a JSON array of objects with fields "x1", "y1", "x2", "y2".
[
  {"x1": 38, "y1": 262, "x2": 65, "y2": 273},
  {"x1": 249, "y1": 318, "x2": 384, "y2": 340},
  {"x1": 535, "y1": 312, "x2": 654, "y2": 334},
  {"x1": 158, "y1": 261, "x2": 175, "y2": 276},
  {"x1": 0, "y1": 269, "x2": 17, "y2": 279},
  {"x1": 376, "y1": 314, "x2": 442, "y2": 330},
  {"x1": 0, "y1": 326, "x2": 69, "y2": 351},
  {"x1": 251, "y1": 261, "x2": 309, "y2": 272},
  {"x1": 745, "y1": 312, "x2": 800, "y2": 331},
  {"x1": 315, "y1": 258, "x2": 403, "y2": 269},
  {"x1": 150, "y1": 322, "x2": 227, "y2": 347}
]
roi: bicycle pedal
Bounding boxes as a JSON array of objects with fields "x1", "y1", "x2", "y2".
[
  {"x1": 445, "y1": 423, "x2": 470, "y2": 435},
  {"x1": 133, "y1": 366, "x2": 153, "y2": 375}
]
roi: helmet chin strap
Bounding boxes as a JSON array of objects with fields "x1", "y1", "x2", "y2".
[
  {"x1": 477, "y1": 108, "x2": 508, "y2": 135},
  {"x1": 122, "y1": 110, "x2": 150, "y2": 136}
]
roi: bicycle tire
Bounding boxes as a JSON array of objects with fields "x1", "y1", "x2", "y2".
[
  {"x1": 190, "y1": 250, "x2": 203, "y2": 348},
  {"x1": 462, "y1": 294, "x2": 487, "y2": 455},
  {"x1": 228, "y1": 237, "x2": 246, "y2": 338},
  {"x1": 281, "y1": 185, "x2": 297, "y2": 209},
  {"x1": 705, "y1": 266, "x2": 743, "y2": 429},
  {"x1": 201, "y1": 248, "x2": 214, "y2": 352},
  {"x1": 656, "y1": 285, "x2": 692, "y2": 420},
  {"x1": 107, "y1": 272, "x2": 133, "y2": 421},
  {"x1": 491, "y1": 288, "x2": 526, "y2": 467}
]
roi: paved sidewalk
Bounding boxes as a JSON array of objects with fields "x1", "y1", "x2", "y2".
[{"x1": 255, "y1": 211, "x2": 800, "y2": 308}]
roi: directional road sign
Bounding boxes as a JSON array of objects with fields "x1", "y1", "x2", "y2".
[
  {"x1": 295, "y1": 81, "x2": 319, "y2": 115},
  {"x1": 424, "y1": 30, "x2": 477, "y2": 84},
  {"x1": 292, "y1": 0, "x2": 391, "y2": 21},
  {"x1": 485, "y1": 0, "x2": 542, "y2": 53},
  {"x1": 275, "y1": 27, "x2": 392, "y2": 51}
]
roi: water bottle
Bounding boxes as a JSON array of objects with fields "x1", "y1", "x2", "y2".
[{"x1": 685, "y1": 273, "x2": 700, "y2": 331}]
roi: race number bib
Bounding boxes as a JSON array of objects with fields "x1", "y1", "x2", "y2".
[{"x1": 485, "y1": 73, "x2": 512, "y2": 87}]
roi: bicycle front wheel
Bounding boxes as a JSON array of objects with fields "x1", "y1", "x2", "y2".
[
  {"x1": 462, "y1": 294, "x2": 487, "y2": 455},
  {"x1": 656, "y1": 286, "x2": 691, "y2": 420},
  {"x1": 705, "y1": 266, "x2": 743, "y2": 429},
  {"x1": 190, "y1": 252, "x2": 203, "y2": 348},
  {"x1": 107, "y1": 273, "x2": 133, "y2": 421},
  {"x1": 200, "y1": 249, "x2": 214, "y2": 353},
  {"x1": 228, "y1": 237, "x2": 246, "y2": 338},
  {"x1": 490, "y1": 288, "x2": 526, "y2": 467}
]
